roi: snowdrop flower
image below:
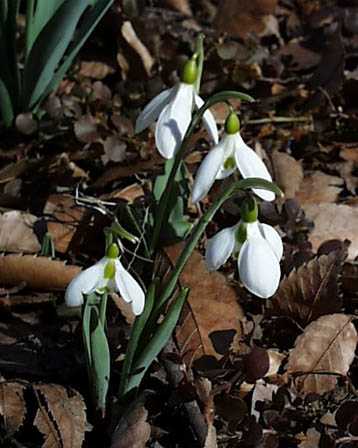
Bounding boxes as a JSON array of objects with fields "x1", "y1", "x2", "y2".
[
  {"x1": 205, "y1": 198, "x2": 283, "y2": 298},
  {"x1": 192, "y1": 111, "x2": 275, "y2": 203},
  {"x1": 135, "y1": 57, "x2": 218, "y2": 159},
  {"x1": 65, "y1": 244, "x2": 145, "y2": 315}
]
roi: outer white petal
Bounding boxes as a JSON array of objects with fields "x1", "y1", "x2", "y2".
[
  {"x1": 192, "y1": 143, "x2": 225, "y2": 203},
  {"x1": 258, "y1": 223, "x2": 283, "y2": 261},
  {"x1": 194, "y1": 94, "x2": 219, "y2": 144},
  {"x1": 135, "y1": 88, "x2": 174, "y2": 134},
  {"x1": 215, "y1": 134, "x2": 236, "y2": 179},
  {"x1": 205, "y1": 225, "x2": 237, "y2": 271},
  {"x1": 233, "y1": 133, "x2": 275, "y2": 202},
  {"x1": 238, "y1": 238, "x2": 281, "y2": 298},
  {"x1": 114, "y1": 260, "x2": 145, "y2": 315},
  {"x1": 65, "y1": 260, "x2": 105, "y2": 307},
  {"x1": 155, "y1": 83, "x2": 193, "y2": 159}
]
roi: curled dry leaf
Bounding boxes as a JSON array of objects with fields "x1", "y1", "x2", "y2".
[
  {"x1": 304, "y1": 203, "x2": 358, "y2": 260},
  {"x1": 166, "y1": 245, "x2": 245, "y2": 367},
  {"x1": 287, "y1": 314, "x2": 358, "y2": 395},
  {"x1": 0, "y1": 381, "x2": 26, "y2": 435},
  {"x1": 0, "y1": 255, "x2": 80, "y2": 290},
  {"x1": 111, "y1": 404, "x2": 151, "y2": 448},
  {"x1": 271, "y1": 251, "x2": 346, "y2": 326},
  {"x1": 121, "y1": 21, "x2": 154, "y2": 77},
  {"x1": 0, "y1": 210, "x2": 41, "y2": 253},
  {"x1": 33, "y1": 384, "x2": 86, "y2": 448}
]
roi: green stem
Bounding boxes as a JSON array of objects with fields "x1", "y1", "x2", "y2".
[
  {"x1": 194, "y1": 33, "x2": 204, "y2": 94},
  {"x1": 150, "y1": 90, "x2": 255, "y2": 253}
]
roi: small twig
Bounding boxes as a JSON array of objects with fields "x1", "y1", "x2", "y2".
[
  {"x1": 246, "y1": 116, "x2": 312, "y2": 125},
  {"x1": 336, "y1": 436, "x2": 358, "y2": 445}
]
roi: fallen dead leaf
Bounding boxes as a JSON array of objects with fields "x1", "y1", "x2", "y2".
[
  {"x1": 304, "y1": 203, "x2": 358, "y2": 260},
  {"x1": 34, "y1": 384, "x2": 87, "y2": 448},
  {"x1": 166, "y1": 245, "x2": 245, "y2": 367},
  {"x1": 44, "y1": 194, "x2": 85, "y2": 253},
  {"x1": 79, "y1": 61, "x2": 115, "y2": 79},
  {"x1": 271, "y1": 151, "x2": 304, "y2": 199},
  {"x1": 165, "y1": 0, "x2": 192, "y2": 16},
  {"x1": 0, "y1": 255, "x2": 80, "y2": 290},
  {"x1": 251, "y1": 380, "x2": 278, "y2": 420},
  {"x1": 74, "y1": 114, "x2": 99, "y2": 143},
  {"x1": 298, "y1": 428, "x2": 321, "y2": 448},
  {"x1": 296, "y1": 171, "x2": 343, "y2": 206},
  {"x1": 0, "y1": 381, "x2": 26, "y2": 435},
  {"x1": 121, "y1": 21, "x2": 154, "y2": 77},
  {"x1": 271, "y1": 251, "x2": 346, "y2": 326},
  {"x1": 287, "y1": 314, "x2": 358, "y2": 395},
  {"x1": 0, "y1": 210, "x2": 41, "y2": 253},
  {"x1": 111, "y1": 404, "x2": 151, "y2": 448},
  {"x1": 101, "y1": 135, "x2": 127, "y2": 165}
]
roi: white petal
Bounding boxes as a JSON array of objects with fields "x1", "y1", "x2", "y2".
[
  {"x1": 205, "y1": 225, "x2": 237, "y2": 271},
  {"x1": 135, "y1": 88, "x2": 174, "y2": 134},
  {"x1": 155, "y1": 83, "x2": 193, "y2": 159},
  {"x1": 238, "y1": 238, "x2": 281, "y2": 298},
  {"x1": 194, "y1": 94, "x2": 219, "y2": 144},
  {"x1": 192, "y1": 143, "x2": 225, "y2": 203},
  {"x1": 234, "y1": 133, "x2": 275, "y2": 202},
  {"x1": 114, "y1": 260, "x2": 145, "y2": 315},
  {"x1": 258, "y1": 223, "x2": 283, "y2": 261},
  {"x1": 215, "y1": 134, "x2": 236, "y2": 179},
  {"x1": 65, "y1": 260, "x2": 105, "y2": 307}
]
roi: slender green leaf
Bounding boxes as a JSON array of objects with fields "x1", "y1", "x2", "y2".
[
  {"x1": 124, "y1": 287, "x2": 189, "y2": 395},
  {"x1": 0, "y1": 77, "x2": 14, "y2": 126},
  {"x1": 119, "y1": 280, "x2": 156, "y2": 397},
  {"x1": 22, "y1": 0, "x2": 88, "y2": 109},
  {"x1": 37, "y1": 0, "x2": 113, "y2": 107},
  {"x1": 91, "y1": 308, "x2": 110, "y2": 412},
  {"x1": 0, "y1": 1, "x2": 8, "y2": 26},
  {"x1": 194, "y1": 33, "x2": 204, "y2": 94}
]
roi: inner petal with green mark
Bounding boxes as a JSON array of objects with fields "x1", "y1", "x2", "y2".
[{"x1": 224, "y1": 156, "x2": 236, "y2": 170}]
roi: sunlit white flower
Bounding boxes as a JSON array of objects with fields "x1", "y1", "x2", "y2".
[
  {"x1": 135, "y1": 58, "x2": 218, "y2": 159},
  {"x1": 205, "y1": 200, "x2": 283, "y2": 298},
  {"x1": 192, "y1": 111, "x2": 275, "y2": 203},
  {"x1": 65, "y1": 244, "x2": 145, "y2": 315}
]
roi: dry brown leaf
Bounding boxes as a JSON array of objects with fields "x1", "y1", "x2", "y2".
[
  {"x1": 111, "y1": 404, "x2": 151, "y2": 448},
  {"x1": 0, "y1": 210, "x2": 41, "y2": 253},
  {"x1": 287, "y1": 314, "x2": 358, "y2": 395},
  {"x1": 0, "y1": 159, "x2": 32, "y2": 184},
  {"x1": 107, "y1": 184, "x2": 145, "y2": 203},
  {"x1": 0, "y1": 255, "x2": 80, "y2": 290},
  {"x1": 271, "y1": 251, "x2": 346, "y2": 326},
  {"x1": 79, "y1": 61, "x2": 115, "y2": 79},
  {"x1": 298, "y1": 428, "x2": 321, "y2": 448},
  {"x1": 44, "y1": 194, "x2": 85, "y2": 253},
  {"x1": 296, "y1": 171, "x2": 343, "y2": 206},
  {"x1": 166, "y1": 245, "x2": 245, "y2": 367},
  {"x1": 0, "y1": 381, "x2": 26, "y2": 435},
  {"x1": 74, "y1": 114, "x2": 99, "y2": 143},
  {"x1": 304, "y1": 203, "x2": 358, "y2": 260},
  {"x1": 34, "y1": 384, "x2": 86, "y2": 448},
  {"x1": 121, "y1": 21, "x2": 154, "y2": 77},
  {"x1": 215, "y1": 0, "x2": 278, "y2": 38},
  {"x1": 165, "y1": 0, "x2": 192, "y2": 16},
  {"x1": 101, "y1": 136, "x2": 127, "y2": 165},
  {"x1": 271, "y1": 151, "x2": 303, "y2": 199}
]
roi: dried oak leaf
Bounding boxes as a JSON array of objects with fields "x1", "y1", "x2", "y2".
[
  {"x1": 271, "y1": 251, "x2": 346, "y2": 326},
  {"x1": 111, "y1": 404, "x2": 151, "y2": 448},
  {"x1": 271, "y1": 151, "x2": 303, "y2": 199},
  {"x1": 33, "y1": 384, "x2": 87, "y2": 448},
  {"x1": 0, "y1": 255, "x2": 80, "y2": 290},
  {"x1": 0, "y1": 381, "x2": 26, "y2": 435},
  {"x1": 0, "y1": 210, "x2": 41, "y2": 253},
  {"x1": 296, "y1": 171, "x2": 343, "y2": 206},
  {"x1": 166, "y1": 245, "x2": 245, "y2": 367},
  {"x1": 287, "y1": 314, "x2": 358, "y2": 395},
  {"x1": 304, "y1": 204, "x2": 358, "y2": 260}
]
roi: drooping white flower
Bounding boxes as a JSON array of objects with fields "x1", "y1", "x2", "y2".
[
  {"x1": 65, "y1": 244, "x2": 145, "y2": 315},
  {"x1": 205, "y1": 199, "x2": 283, "y2": 298},
  {"x1": 192, "y1": 111, "x2": 275, "y2": 203},
  {"x1": 135, "y1": 58, "x2": 218, "y2": 159}
]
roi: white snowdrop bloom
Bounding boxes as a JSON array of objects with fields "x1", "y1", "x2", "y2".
[
  {"x1": 65, "y1": 244, "x2": 145, "y2": 316},
  {"x1": 205, "y1": 200, "x2": 283, "y2": 298},
  {"x1": 192, "y1": 111, "x2": 275, "y2": 203},
  {"x1": 135, "y1": 58, "x2": 218, "y2": 159}
]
